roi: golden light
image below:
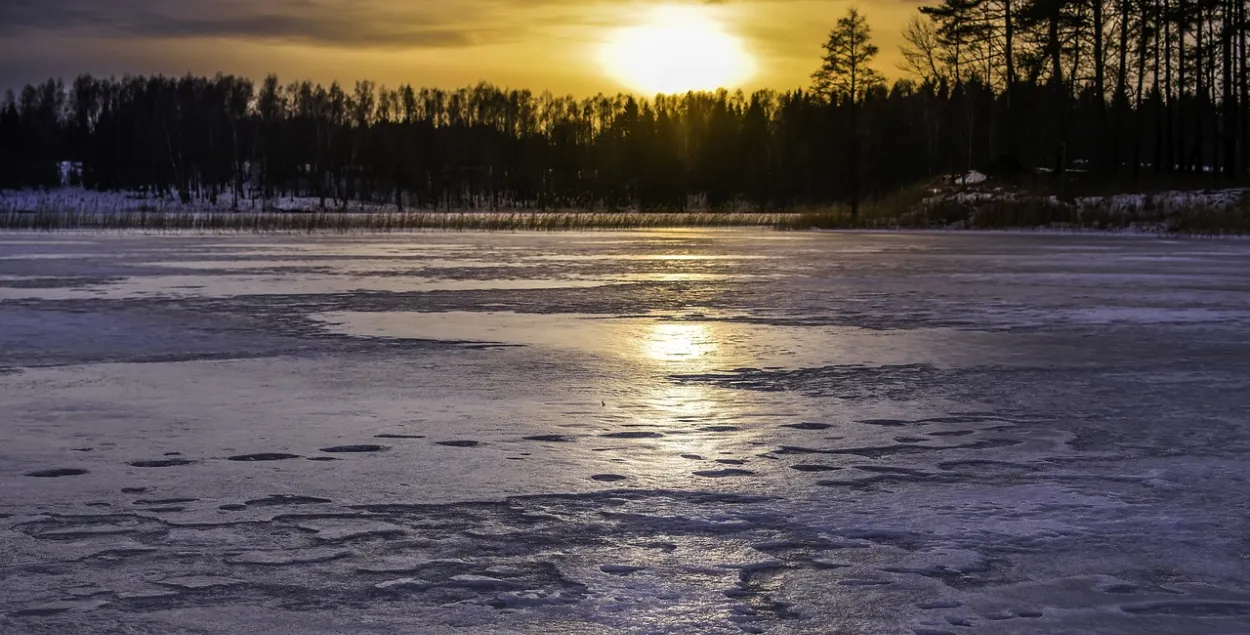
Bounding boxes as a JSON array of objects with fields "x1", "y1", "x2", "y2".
[
  {"x1": 643, "y1": 323, "x2": 716, "y2": 363},
  {"x1": 599, "y1": 5, "x2": 756, "y2": 95}
]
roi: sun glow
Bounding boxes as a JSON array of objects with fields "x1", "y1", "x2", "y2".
[
  {"x1": 643, "y1": 323, "x2": 716, "y2": 363},
  {"x1": 599, "y1": 5, "x2": 756, "y2": 95}
]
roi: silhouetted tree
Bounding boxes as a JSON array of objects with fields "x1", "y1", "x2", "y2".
[
  {"x1": 3, "y1": 1, "x2": 1250, "y2": 212},
  {"x1": 813, "y1": 7, "x2": 885, "y2": 219}
]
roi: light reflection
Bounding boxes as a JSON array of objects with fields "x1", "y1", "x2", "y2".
[
  {"x1": 638, "y1": 383, "x2": 738, "y2": 482},
  {"x1": 642, "y1": 383, "x2": 717, "y2": 420},
  {"x1": 644, "y1": 323, "x2": 717, "y2": 364},
  {"x1": 632, "y1": 324, "x2": 748, "y2": 484}
]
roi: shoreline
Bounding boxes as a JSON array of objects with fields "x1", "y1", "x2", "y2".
[{"x1": 1, "y1": 223, "x2": 1247, "y2": 238}]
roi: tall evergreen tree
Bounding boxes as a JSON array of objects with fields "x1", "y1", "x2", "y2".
[{"x1": 813, "y1": 7, "x2": 885, "y2": 219}]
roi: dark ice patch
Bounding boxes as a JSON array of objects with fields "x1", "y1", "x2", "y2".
[
  {"x1": 783, "y1": 422, "x2": 833, "y2": 431},
  {"x1": 25, "y1": 468, "x2": 89, "y2": 478},
  {"x1": 228, "y1": 453, "x2": 300, "y2": 462},
  {"x1": 600, "y1": 564, "x2": 647, "y2": 575},
  {"x1": 134, "y1": 498, "x2": 197, "y2": 506},
  {"x1": 129, "y1": 459, "x2": 196, "y2": 468},
  {"x1": 244, "y1": 494, "x2": 333, "y2": 507},
  {"x1": 919, "y1": 416, "x2": 1002, "y2": 424},
  {"x1": 1120, "y1": 601, "x2": 1250, "y2": 617},
  {"x1": 9, "y1": 605, "x2": 73, "y2": 617},
  {"x1": 601, "y1": 431, "x2": 664, "y2": 439},
  {"x1": 857, "y1": 419, "x2": 911, "y2": 427},
  {"x1": 693, "y1": 469, "x2": 755, "y2": 478},
  {"x1": 1099, "y1": 583, "x2": 1140, "y2": 594},
  {"x1": 0, "y1": 276, "x2": 120, "y2": 289},
  {"x1": 320, "y1": 445, "x2": 389, "y2": 453},
  {"x1": 436, "y1": 440, "x2": 481, "y2": 448}
]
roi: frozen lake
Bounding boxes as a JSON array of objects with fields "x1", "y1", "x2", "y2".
[{"x1": 2, "y1": 230, "x2": 1249, "y2": 634}]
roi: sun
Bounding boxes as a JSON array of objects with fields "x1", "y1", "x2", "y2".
[{"x1": 599, "y1": 5, "x2": 756, "y2": 95}]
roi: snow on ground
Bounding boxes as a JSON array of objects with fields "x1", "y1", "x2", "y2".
[
  {"x1": 3, "y1": 184, "x2": 1248, "y2": 226},
  {"x1": 0, "y1": 187, "x2": 404, "y2": 214},
  {"x1": 2, "y1": 231, "x2": 1250, "y2": 634},
  {"x1": 1076, "y1": 188, "x2": 1247, "y2": 214},
  {"x1": 954, "y1": 171, "x2": 988, "y2": 186},
  {"x1": 924, "y1": 175, "x2": 1247, "y2": 228}
]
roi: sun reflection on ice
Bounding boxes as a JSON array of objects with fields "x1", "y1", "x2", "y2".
[
  {"x1": 630, "y1": 323, "x2": 749, "y2": 482},
  {"x1": 643, "y1": 323, "x2": 717, "y2": 365},
  {"x1": 637, "y1": 323, "x2": 725, "y2": 427},
  {"x1": 642, "y1": 383, "x2": 717, "y2": 421}
]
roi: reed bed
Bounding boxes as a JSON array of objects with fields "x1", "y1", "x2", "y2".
[
  {"x1": 5, "y1": 191, "x2": 1249, "y2": 235},
  {"x1": 0, "y1": 209, "x2": 799, "y2": 232}
]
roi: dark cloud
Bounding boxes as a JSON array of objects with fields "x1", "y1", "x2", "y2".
[{"x1": 0, "y1": 0, "x2": 484, "y2": 47}]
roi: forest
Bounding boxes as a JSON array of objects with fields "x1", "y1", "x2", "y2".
[{"x1": 2, "y1": 0, "x2": 1250, "y2": 215}]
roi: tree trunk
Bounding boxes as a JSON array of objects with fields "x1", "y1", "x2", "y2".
[
  {"x1": 850, "y1": 98, "x2": 860, "y2": 221},
  {"x1": 1005, "y1": 0, "x2": 1017, "y2": 87},
  {"x1": 1154, "y1": 0, "x2": 1165, "y2": 175},
  {"x1": 1134, "y1": 0, "x2": 1151, "y2": 177},
  {"x1": 1223, "y1": 0, "x2": 1236, "y2": 179},
  {"x1": 1165, "y1": 0, "x2": 1175, "y2": 173},
  {"x1": 1178, "y1": 0, "x2": 1188, "y2": 173},
  {"x1": 1240, "y1": 0, "x2": 1248, "y2": 177},
  {"x1": 1115, "y1": 0, "x2": 1132, "y2": 175},
  {"x1": 1194, "y1": 5, "x2": 1206, "y2": 173},
  {"x1": 1050, "y1": 4, "x2": 1067, "y2": 177},
  {"x1": 1094, "y1": 0, "x2": 1109, "y2": 176},
  {"x1": 1004, "y1": 0, "x2": 1019, "y2": 168}
]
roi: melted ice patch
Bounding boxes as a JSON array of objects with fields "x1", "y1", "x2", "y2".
[{"x1": 314, "y1": 310, "x2": 1047, "y2": 371}]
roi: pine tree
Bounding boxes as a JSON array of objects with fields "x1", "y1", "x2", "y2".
[{"x1": 813, "y1": 7, "x2": 884, "y2": 220}]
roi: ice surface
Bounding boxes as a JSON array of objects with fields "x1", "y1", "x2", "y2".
[{"x1": 2, "y1": 230, "x2": 1250, "y2": 634}]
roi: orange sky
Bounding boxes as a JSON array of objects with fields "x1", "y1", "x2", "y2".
[{"x1": 0, "y1": 1, "x2": 926, "y2": 95}]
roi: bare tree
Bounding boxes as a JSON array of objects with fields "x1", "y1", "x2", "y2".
[{"x1": 901, "y1": 16, "x2": 953, "y2": 84}]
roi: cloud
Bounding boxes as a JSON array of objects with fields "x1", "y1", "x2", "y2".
[
  {"x1": 0, "y1": 0, "x2": 492, "y2": 48},
  {"x1": 0, "y1": 0, "x2": 923, "y2": 94},
  {"x1": 0, "y1": 0, "x2": 914, "y2": 54}
]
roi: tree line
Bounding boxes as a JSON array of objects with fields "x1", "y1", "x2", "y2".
[
  {"x1": 903, "y1": 0, "x2": 1250, "y2": 181},
  {"x1": 1, "y1": 0, "x2": 1248, "y2": 213}
]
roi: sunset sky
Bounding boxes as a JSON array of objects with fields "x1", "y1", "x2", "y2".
[{"x1": 0, "y1": 0, "x2": 924, "y2": 95}]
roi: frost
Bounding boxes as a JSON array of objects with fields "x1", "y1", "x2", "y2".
[{"x1": 2, "y1": 231, "x2": 1249, "y2": 634}]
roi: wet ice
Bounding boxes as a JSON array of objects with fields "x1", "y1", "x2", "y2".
[{"x1": 1, "y1": 231, "x2": 1249, "y2": 634}]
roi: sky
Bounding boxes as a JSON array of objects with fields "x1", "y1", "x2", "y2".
[{"x1": 0, "y1": 0, "x2": 925, "y2": 96}]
